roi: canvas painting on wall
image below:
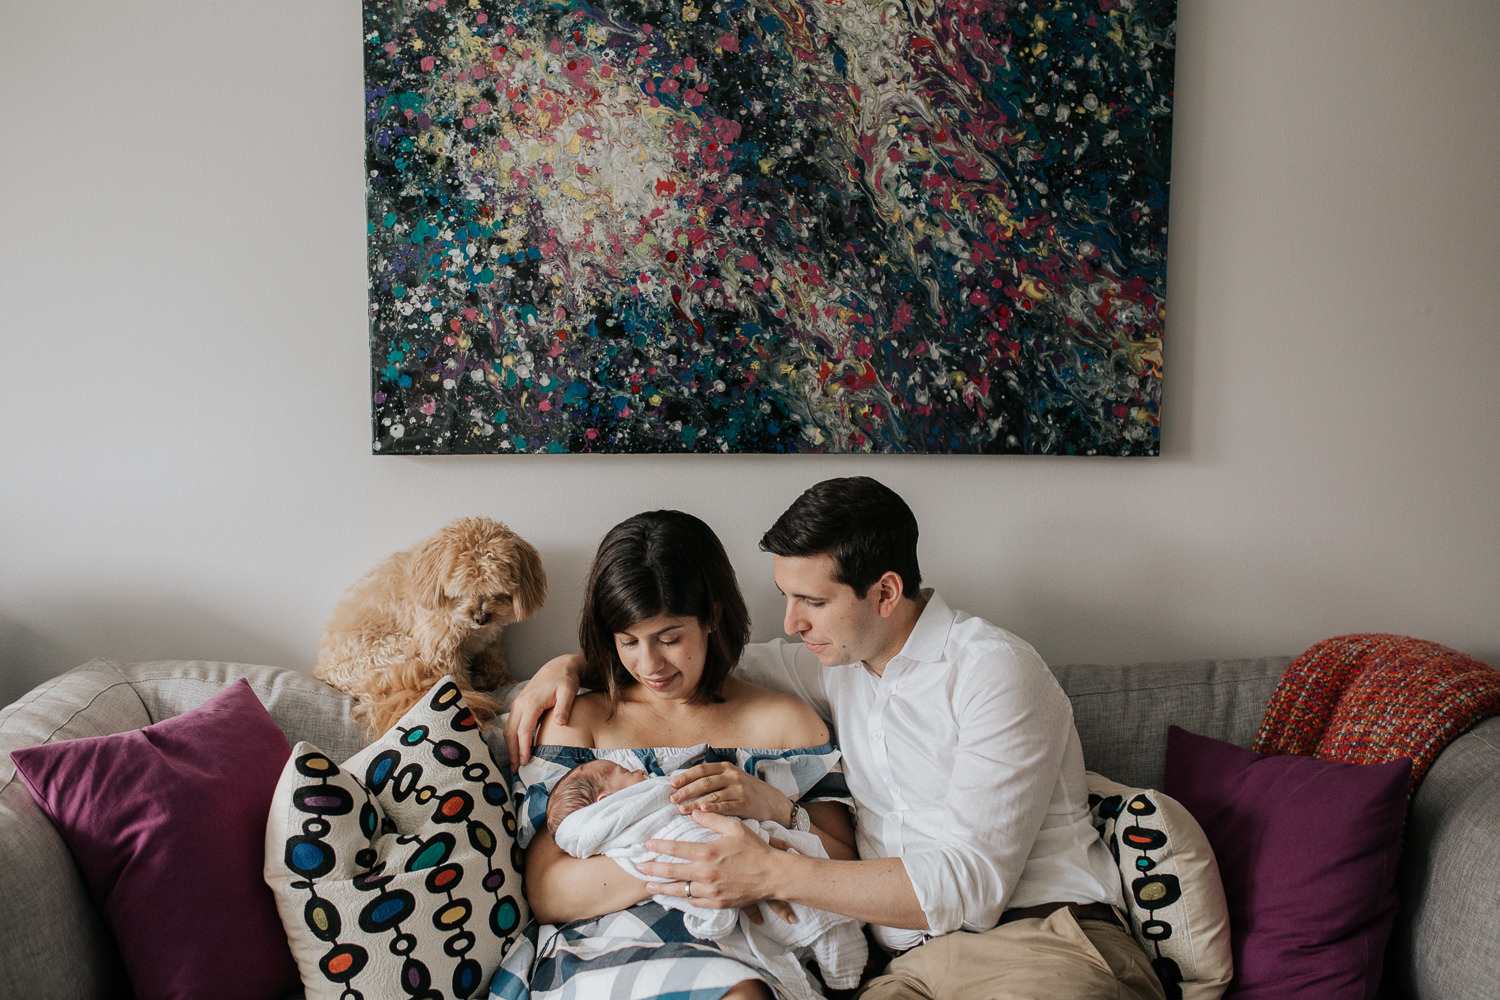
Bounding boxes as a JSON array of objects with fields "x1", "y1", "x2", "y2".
[{"x1": 366, "y1": 0, "x2": 1176, "y2": 454}]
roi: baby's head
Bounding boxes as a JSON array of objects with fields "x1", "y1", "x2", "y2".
[{"x1": 546, "y1": 759, "x2": 647, "y2": 834}]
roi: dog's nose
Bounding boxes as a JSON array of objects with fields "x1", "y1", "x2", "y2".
[{"x1": 473, "y1": 611, "x2": 491, "y2": 625}]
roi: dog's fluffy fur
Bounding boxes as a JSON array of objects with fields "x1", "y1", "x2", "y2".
[{"x1": 314, "y1": 516, "x2": 546, "y2": 735}]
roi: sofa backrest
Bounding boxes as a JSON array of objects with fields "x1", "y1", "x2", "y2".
[{"x1": 1052, "y1": 656, "x2": 1289, "y2": 789}]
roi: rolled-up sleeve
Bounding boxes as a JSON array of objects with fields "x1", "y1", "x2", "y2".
[{"x1": 895, "y1": 645, "x2": 1073, "y2": 936}]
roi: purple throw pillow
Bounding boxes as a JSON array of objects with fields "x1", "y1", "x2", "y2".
[
  {"x1": 1163, "y1": 725, "x2": 1410, "y2": 1000},
  {"x1": 10, "y1": 679, "x2": 300, "y2": 1000}
]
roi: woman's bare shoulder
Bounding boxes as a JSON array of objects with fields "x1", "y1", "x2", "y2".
[
  {"x1": 535, "y1": 690, "x2": 610, "y2": 746},
  {"x1": 725, "y1": 677, "x2": 831, "y2": 748}
]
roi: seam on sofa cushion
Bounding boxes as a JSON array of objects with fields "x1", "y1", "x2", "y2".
[
  {"x1": 0, "y1": 658, "x2": 129, "y2": 726},
  {"x1": 117, "y1": 663, "x2": 351, "y2": 712},
  {"x1": 1465, "y1": 726, "x2": 1498, "y2": 754},
  {"x1": 131, "y1": 674, "x2": 348, "y2": 714},
  {"x1": 1, "y1": 662, "x2": 149, "y2": 799},
  {"x1": 1067, "y1": 677, "x2": 1270, "y2": 699}
]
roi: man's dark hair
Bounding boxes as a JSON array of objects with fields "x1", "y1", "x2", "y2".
[
  {"x1": 580, "y1": 509, "x2": 751, "y2": 707},
  {"x1": 759, "y1": 477, "x2": 922, "y2": 599}
]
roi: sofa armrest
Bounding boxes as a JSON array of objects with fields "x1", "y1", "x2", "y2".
[
  {"x1": 0, "y1": 781, "x2": 130, "y2": 996},
  {"x1": 1387, "y1": 715, "x2": 1500, "y2": 999},
  {"x1": 0, "y1": 660, "x2": 155, "y2": 998}
]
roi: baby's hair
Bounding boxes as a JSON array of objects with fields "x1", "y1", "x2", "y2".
[{"x1": 546, "y1": 761, "x2": 613, "y2": 834}]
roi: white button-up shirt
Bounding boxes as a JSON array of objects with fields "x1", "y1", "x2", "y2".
[{"x1": 738, "y1": 592, "x2": 1122, "y2": 952}]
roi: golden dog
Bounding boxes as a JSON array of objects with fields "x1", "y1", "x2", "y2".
[{"x1": 314, "y1": 516, "x2": 546, "y2": 735}]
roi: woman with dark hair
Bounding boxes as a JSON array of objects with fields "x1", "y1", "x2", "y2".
[
  {"x1": 578, "y1": 509, "x2": 752, "y2": 712},
  {"x1": 491, "y1": 510, "x2": 858, "y2": 1000}
]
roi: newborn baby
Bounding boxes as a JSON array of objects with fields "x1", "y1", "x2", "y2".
[
  {"x1": 547, "y1": 758, "x2": 867, "y2": 992},
  {"x1": 545, "y1": 756, "x2": 649, "y2": 832}
]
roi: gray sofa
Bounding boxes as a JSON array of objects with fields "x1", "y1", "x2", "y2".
[{"x1": 3, "y1": 656, "x2": 1496, "y2": 999}]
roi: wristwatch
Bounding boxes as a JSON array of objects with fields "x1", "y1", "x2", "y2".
[{"x1": 788, "y1": 802, "x2": 812, "y2": 833}]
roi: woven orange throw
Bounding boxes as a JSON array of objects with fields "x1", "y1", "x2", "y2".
[{"x1": 1253, "y1": 633, "x2": 1500, "y2": 791}]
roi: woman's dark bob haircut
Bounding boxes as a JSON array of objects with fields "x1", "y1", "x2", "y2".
[{"x1": 580, "y1": 510, "x2": 751, "y2": 707}]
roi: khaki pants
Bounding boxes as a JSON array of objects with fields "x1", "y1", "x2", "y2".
[{"x1": 858, "y1": 907, "x2": 1166, "y2": 1000}]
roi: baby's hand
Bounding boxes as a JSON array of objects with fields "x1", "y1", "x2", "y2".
[{"x1": 742, "y1": 900, "x2": 798, "y2": 925}]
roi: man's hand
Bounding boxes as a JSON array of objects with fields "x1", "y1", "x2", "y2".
[
  {"x1": 650, "y1": 816, "x2": 928, "y2": 932},
  {"x1": 640, "y1": 811, "x2": 789, "y2": 909},
  {"x1": 503, "y1": 653, "x2": 586, "y2": 767}
]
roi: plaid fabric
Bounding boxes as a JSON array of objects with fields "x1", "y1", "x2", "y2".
[
  {"x1": 514, "y1": 742, "x2": 851, "y2": 851},
  {"x1": 1253, "y1": 633, "x2": 1500, "y2": 790},
  {"x1": 488, "y1": 902, "x2": 796, "y2": 1000},
  {"x1": 553, "y1": 777, "x2": 867, "y2": 991},
  {"x1": 497, "y1": 743, "x2": 850, "y2": 1000}
]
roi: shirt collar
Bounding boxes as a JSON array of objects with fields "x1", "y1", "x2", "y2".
[{"x1": 889, "y1": 589, "x2": 953, "y2": 665}]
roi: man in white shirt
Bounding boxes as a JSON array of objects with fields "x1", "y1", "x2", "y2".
[{"x1": 507, "y1": 477, "x2": 1163, "y2": 999}]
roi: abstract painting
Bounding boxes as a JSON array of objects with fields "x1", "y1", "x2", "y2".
[{"x1": 366, "y1": 0, "x2": 1176, "y2": 454}]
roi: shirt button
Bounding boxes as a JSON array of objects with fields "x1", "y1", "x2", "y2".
[
  {"x1": 880, "y1": 685, "x2": 892, "y2": 697},
  {"x1": 887, "y1": 812, "x2": 900, "y2": 823},
  {"x1": 872, "y1": 730, "x2": 884, "y2": 741},
  {"x1": 889, "y1": 783, "x2": 900, "y2": 795}
]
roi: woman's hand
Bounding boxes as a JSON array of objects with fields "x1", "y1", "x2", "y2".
[
  {"x1": 670, "y1": 764, "x2": 859, "y2": 860},
  {"x1": 504, "y1": 653, "x2": 587, "y2": 767},
  {"x1": 668, "y1": 762, "x2": 793, "y2": 826}
]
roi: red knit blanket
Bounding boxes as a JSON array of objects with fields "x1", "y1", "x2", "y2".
[{"x1": 1253, "y1": 633, "x2": 1500, "y2": 791}]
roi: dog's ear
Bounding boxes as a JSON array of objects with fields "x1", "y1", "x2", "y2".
[
  {"x1": 408, "y1": 527, "x2": 456, "y2": 609},
  {"x1": 508, "y1": 535, "x2": 548, "y2": 621}
]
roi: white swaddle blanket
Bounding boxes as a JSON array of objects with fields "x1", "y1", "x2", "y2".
[{"x1": 554, "y1": 776, "x2": 867, "y2": 992}]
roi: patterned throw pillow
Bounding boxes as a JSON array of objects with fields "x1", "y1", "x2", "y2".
[
  {"x1": 265, "y1": 677, "x2": 528, "y2": 1000},
  {"x1": 1086, "y1": 772, "x2": 1233, "y2": 1000}
]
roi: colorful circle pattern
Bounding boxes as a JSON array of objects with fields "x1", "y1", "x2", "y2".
[
  {"x1": 1090, "y1": 789, "x2": 1186, "y2": 999},
  {"x1": 277, "y1": 679, "x2": 528, "y2": 999}
]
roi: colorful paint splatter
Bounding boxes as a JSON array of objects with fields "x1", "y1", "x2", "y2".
[{"x1": 366, "y1": 0, "x2": 1175, "y2": 454}]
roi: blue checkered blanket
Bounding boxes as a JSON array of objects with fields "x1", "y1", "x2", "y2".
[{"x1": 490, "y1": 743, "x2": 853, "y2": 1000}]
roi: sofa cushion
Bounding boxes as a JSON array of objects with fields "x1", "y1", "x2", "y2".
[
  {"x1": 1389, "y1": 715, "x2": 1500, "y2": 998},
  {"x1": 1087, "y1": 772, "x2": 1233, "y2": 1000},
  {"x1": 1164, "y1": 726, "x2": 1410, "y2": 1000},
  {"x1": 8, "y1": 678, "x2": 300, "y2": 1000},
  {"x1": 265, "y1": 676, "x2": 528, "y2": 1000},
  {"x1": 1054, "y1": 657, "x2": 1291, "y2": 789}
]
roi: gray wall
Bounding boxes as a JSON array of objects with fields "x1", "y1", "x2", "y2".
[{"x1": 4, "y1": 1, "x2": 1497, "y2": 705}]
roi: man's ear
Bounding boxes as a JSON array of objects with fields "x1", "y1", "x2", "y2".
[{"x1": 875, "y1": 571, "x2": 905, "y2": 617}]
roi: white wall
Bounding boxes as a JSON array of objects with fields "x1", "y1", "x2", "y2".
[{"x1": 4, "y1": 1, "x2": 1498, "y2": 706}]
